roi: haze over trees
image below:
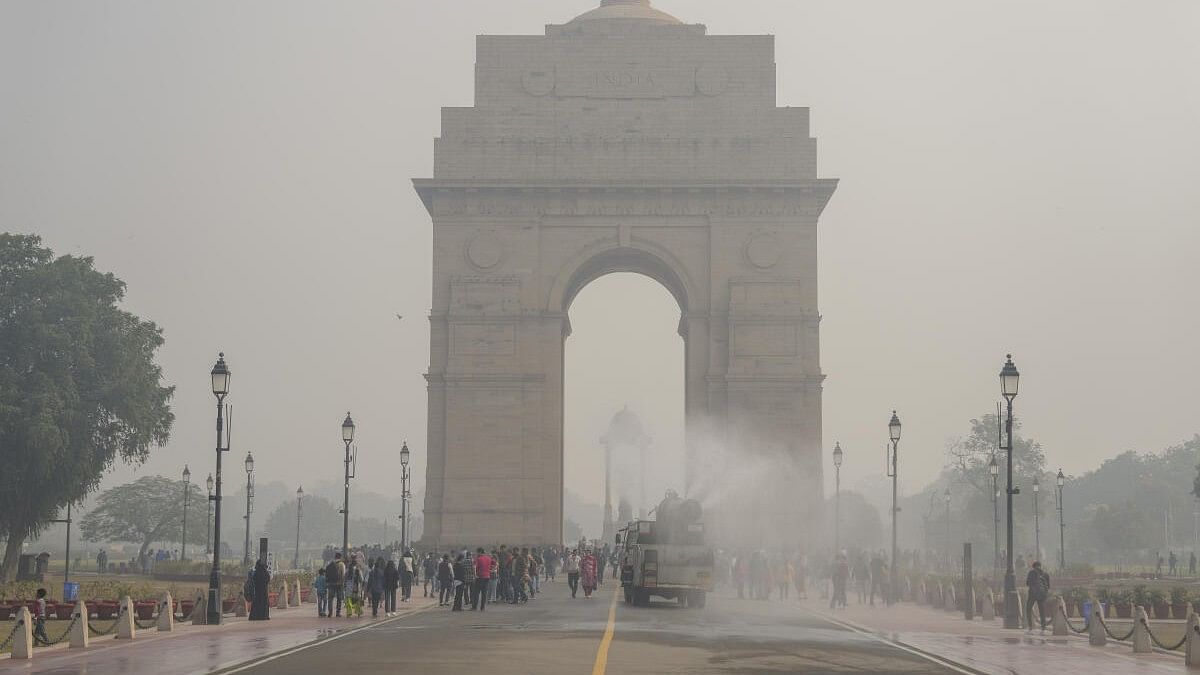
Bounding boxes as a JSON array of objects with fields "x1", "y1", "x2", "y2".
[
  {"x1": 0, "y1": 234, "x2": 173, "y2": 581},
  {"x1": 79, "y1": 476, "x2": 209, "y2": 563}
]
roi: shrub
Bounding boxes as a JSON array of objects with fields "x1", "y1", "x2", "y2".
[
  {"x1": 1147, "y1": 588, "x2": 1167, "y2": 606},
  {"x1": 1062, "y1": 562, "x2": 1095, "y2": 577},
  {"x1": 1132, "y1": 585, "x2": 1149, "y2": 607},
  {"x1": 1108, "y1": 588, "x2": 1133, "y2": 605},
  {"x1": 1172, "y1": 587, "x2": 1190, "y2": 605}
]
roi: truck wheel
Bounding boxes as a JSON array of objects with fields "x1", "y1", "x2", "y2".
[{"x1": 635, "y1": 589, "x2": 649, "y2": 606}]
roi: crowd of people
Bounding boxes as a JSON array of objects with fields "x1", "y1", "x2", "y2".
[{"x1": 312, "y1": 542, "x2": 615, "y2": 617}]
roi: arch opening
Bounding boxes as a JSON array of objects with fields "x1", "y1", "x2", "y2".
[{"x1": 562, "y1": 271, "x2": 686, "y2": 543}]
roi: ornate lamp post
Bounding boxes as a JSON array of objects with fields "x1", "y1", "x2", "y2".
[
  {"x1": 205, "y1": 474, "x2": 214, "y2": 556},
  {"x1": 832, "y1": 442, "x2": 843, "y2": 554},
  {"x1": 294, "y1": 486, "x2": 304, "y2": 569},
  {"x1": 400, "y1": 442, "x2": 411, "y2": 551},
  {"x1": 181, "y1": 465, "x2": 191, "y2": 561},
  {"x1": 1000, "y1": 354, "x2": 1021, "y2": 629},
  {"x1": 887, "y1": 411, "x2": 902, "y2": 605},
  {"x1": 944, "y1": 487, "x2": 952, "y2": 572},
  {"x1": 207, "y1": 353, "x2": 231, "y2": 625},
  {"x1": 1033, "y1": 477, "x2": 1041, "y2": 562},
  {"x1": 1056, "y1": 469, "x2": 1066, "y2": 570},
  {"x1": 243, "y1": 452, "x2": 255, "y2": 566},
  {"x1": 341, "y1": 413, "x2": 356, "y2": 557}
]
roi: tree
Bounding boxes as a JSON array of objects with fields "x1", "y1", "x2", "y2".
[
  {"x1": 80, "y1": 476, "x2": 208, "y2": 564},
  {"x1": 0, "y1": 234, "x2": 174, "y2": 580},
  {"x1": 825, "y1": 491, "x2": 884, "y2": 552}
]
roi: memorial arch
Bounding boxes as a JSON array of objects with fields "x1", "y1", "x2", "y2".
[{"x1": 415, "y1": 0, "x2": 838, "y2": 548}]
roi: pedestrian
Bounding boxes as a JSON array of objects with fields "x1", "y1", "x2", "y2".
[
  {"x1": 314, "y1": 569, "x2": 329, "y2": 617},
  {"x1": 463, "y1": 551, "x2": 477, "y2": 607},
  {"x1": 400, "y1": 550, "x2": 415, "y2": 602},
  {"x1": 325, "y1": 553, "x2": 346, "y2": 617},
  {"x1": 514, "y1": 548, "x2": 530, "y2": 603},
  {"x1": 1157, "y1": 553, "x2": 1165, "y2": 576},
  {"x1": 565, "y1": 549, "x2": 581, "y2": 598},
  {"x1": 488, "y1": 549, "x2": 500, "y2": 602},
  {"x1": 367, "y1": 559, "x2": 385, "y2": 617},
  {"x1": 597, "y1": 544, "x2": 607, "y2": 587},
  {"x1": 384, "y1": 559, "x2": 399, "y2": 616},
  {"x1": 473, "y1": 547, "x2": 493, "y2": 611},
  {"x1": 452, "y1": 554, "x2": 468, "y2": 611},
  {"x1": 437, "y1": 554, "x2": 454, "y2": 606},
  {"x1": 249, "y1": 559, "x2": 271, "y2": 621},
  {"x1": 32, "y1": 588, "x2": 49, "y2": 645},
  {"x1": 1191, "y1": 552, "x2": 1197, "y2": 576},
  {"x1": 581, "y1": 549, "x2": 598, "y2": 599},
  {"x1": 545, "y1": 547, "x2": 558, "y2": 582},
  {"x1": 346, "y1": 558, "x2": 365, "y2": 617},
  {"x1": 868, "y1": 552, "x2": 886, "y2": 606},
  {"x1": 1025, "y1": 561, "x2": 1051, "y2": 633},
  {"x1": 830, "y1": 553, "x2": 849, "y2": 609},
  {"x1": 1170, "y1": 551, "x2": 1178, "y2": 577},
  {"x1": 423, "y1": 552, "x2": 437, "y2": 597},
  {"x1": 852, "y1": 553, "x2": 869, "y2": 604},
  {"x1": 794, "y1": 553, "x2": 808, "y2": 600}
]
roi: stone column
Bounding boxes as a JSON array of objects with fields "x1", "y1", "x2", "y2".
[
  {"x1": 157, "y1": 593, "x2": 174, "y2": 632},
  {"x1": 70, "y1": 600, "x2": 89, "y2": 648}
]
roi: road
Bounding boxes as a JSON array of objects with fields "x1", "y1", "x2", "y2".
[{"x1": 228, "y1": 580, "x2": 966, "y2": 674}]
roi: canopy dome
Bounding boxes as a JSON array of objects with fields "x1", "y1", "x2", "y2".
[{"x1": 569, "y1": 0, "x2": 682, "y2": 26}]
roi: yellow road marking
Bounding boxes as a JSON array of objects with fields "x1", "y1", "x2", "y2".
[{"x1": 591, "y1": 588, "x2": 619, "y2": 675}]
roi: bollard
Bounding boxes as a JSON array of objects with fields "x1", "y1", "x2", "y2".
[
  {"x1": 276, "y1": 584, "x2": 289, "y2": 610},
  {"x1": 904, "y1": 577, "x2": 913, "y2": 602},
  {"x1": 934, "y1": 583, "x2": 944, "y2": 609},
  {"x1": 295, "y1": 579, "x2": 304, "y2": 606},
  {"x1": 70, "y1": 600, "x2": 89, "y2": 648},
  {"x1": 946, "y1": 584, "x2": 957, "y2": 613},
  {"x1": 1052, "y1": 597, "x2": 1069, "y2": 636},
  {"x1": 1089, "y1": 606, "x2": 1107, "y2": 646},
  {"x1": 290, "y1": 580, "x2": 300, "y2": 608},
  {"x1": 917, "y1": 580, "x2": 926, "y2": 605},
  {"x1": 1016, "y1": 591, "x2": 1026, "y2": 628},
  {"x1": 191, "y1": 594, "x2": 208, "y2": 625},
  {"x1": 982, "y1": 592, "x2": 995, "y2": 621},
  {"x1": 157, "y1": 592, "x2": 174, "y2": 632},
  {"x1": 1185, "y1": 611, "x2": 1200, "y2": 667},
  {"x1": 235, "y1": 595, "x2": 248, "y2": 617},
  {"x1": 1133, "y1": 606, "x2": 1152, "y2": 653},
  {"x1": 116, "y1": 596, "x2": 136, "y2": 640},
  {"x1": 12, "y1": 606, "x2": 34, "y2": 659}
]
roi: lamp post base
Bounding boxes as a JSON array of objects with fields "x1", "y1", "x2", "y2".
[
  {"x1": 206, "y1": 568, "x2": 222, "y2": 625},
  {"x1": 1003, "y1": 572, "x2": 1020, "y2": 628}
]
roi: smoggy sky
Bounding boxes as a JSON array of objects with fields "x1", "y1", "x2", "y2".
[{"x1": 2, "y1": 0, "x2": 1197, "y2": 508}]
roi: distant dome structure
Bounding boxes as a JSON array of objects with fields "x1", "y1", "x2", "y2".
[{"x1": 568, "y1": 0, "x2": 683, "y2": 26}]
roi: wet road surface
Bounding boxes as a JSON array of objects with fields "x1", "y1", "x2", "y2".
[{"x1": 230, "y1": 582, "x2": 965, "y2": 674}]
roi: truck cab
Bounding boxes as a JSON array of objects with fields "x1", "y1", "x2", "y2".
[{"x1": 619, "y1": 517, "x2": 714, "y2": 608}]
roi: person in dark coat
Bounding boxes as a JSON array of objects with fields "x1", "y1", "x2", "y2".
[
  {"x1": 384, "y1": 560, "x2": 400, "y2": 616},
  {"x1": 452, "y1": 554, "x2": 468, "y2": 611},
  {"x1": 368, "y1": 559, "x2": 385, "y2": 617},
  {"x1": 249, "y1": 559, "x2": 271, "y2": 621}
]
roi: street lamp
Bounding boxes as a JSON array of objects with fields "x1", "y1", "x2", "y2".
[
  {"x1": 243, "y1": 452, "x2": 255, "y2": 566},
  {"x1": 887, "y1": 411, "x2": 901, "y2": 606},
  {"x1": 1033, "y1": 476, "x2": 1041, "y2": 563},
  {"x1": 181, "y1": 465, "x2": 191, "y2": 562},
  {"x1": 1056, "y1": 469, "x2": 1066, "y2": 570},
  {"x1": 207, "y1": 352, "x2": 230, "y2": 625},
  {"x1": 400, "y1": 441, "x2": 411, "y2": 551},
  {"x1": 833, "y1": 442, "x2": 844, "y2": 554},
  {"x1": 944, "y1": 487, "x2": 952, "y2": 572},
  {"x1": 341, "y1": 413, "x2": 356, "y2": 558},
  {"x1": 1000, "y1": 354, "x2": 1021, "y2": 629},
  {"x1": 990, "y1": 454, "x2": 1000, "y2": 581},
  {"x1": 205, "y1": 473, "x2": 214, "y2": 556},
  {"x1": 294, "y1": 486, "x2": 304, "y2": 569}
]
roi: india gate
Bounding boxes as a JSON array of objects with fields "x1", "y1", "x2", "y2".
[{"x1": 415, "y1": 0, "x2": 838, "y2": 548}]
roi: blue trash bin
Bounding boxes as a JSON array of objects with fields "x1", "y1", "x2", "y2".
[{"x1": 63, "y1": 581, "x2": 79, "y2": 602}]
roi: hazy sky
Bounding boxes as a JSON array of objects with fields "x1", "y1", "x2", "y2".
[{"x1": 2, "y1": 0, "x2": 1197, "y2": 509}]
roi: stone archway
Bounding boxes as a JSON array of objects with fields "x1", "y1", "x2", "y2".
[{"x1": 414, "y1": 0, "x2": 837, "y2": 548}]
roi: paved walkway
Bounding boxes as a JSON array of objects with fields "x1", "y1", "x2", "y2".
[
  {"x1": 804, "y1": 597, "x2": 1189, "y2": 674},
  {"x1": 0, "y1": 598, "x2": 436, "y2": 674}
]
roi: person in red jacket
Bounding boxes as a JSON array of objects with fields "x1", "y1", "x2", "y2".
[{"x1": 473, "y1": 548, "x2": 493, "y2": 611}]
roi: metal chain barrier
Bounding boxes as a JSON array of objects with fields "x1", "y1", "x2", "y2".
[
  {"x1": 134, "y1": 615, "x2": 158, "y2": 630},
  {"x1": 1141, "y1": 617, "x2": 1189, "y2": 651},
  {"x1": 0, "y1": 618, "x2": 24, "y2": 651},
  {"x1": 88, "y1": 604, "x2": 125, "y2": 636},
  {"x1": 1096, "y1": 613, "x2": 1135, "y2": 642},
  {"x1": 1064, "y1": 612, "x2": 1089, "y2": 634},
  {"x1": 34, "y1": 615, "x2": 78, "y2": 647}
]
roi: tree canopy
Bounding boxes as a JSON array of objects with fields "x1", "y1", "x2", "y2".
[
  {"x1": 0, "y1": 233, "x2": 174, "y2": 580},
  {"x1": 80, "y1": 476, "x2": 208, "y2": 561}
]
